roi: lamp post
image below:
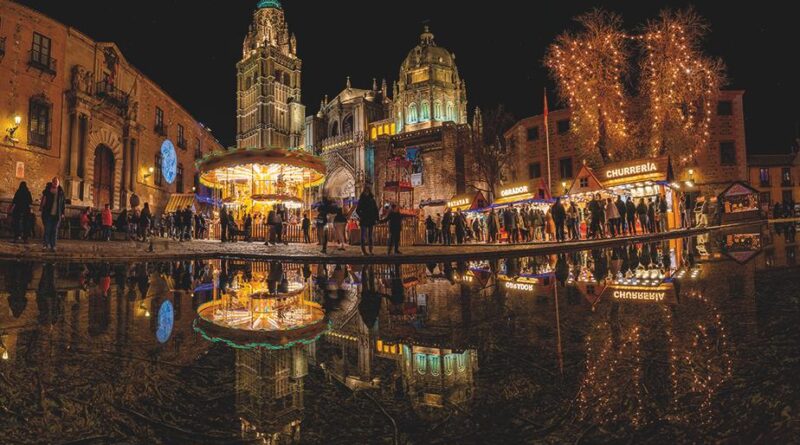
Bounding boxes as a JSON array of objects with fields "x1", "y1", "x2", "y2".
[
  {"x1": 5, "y1": 115, "x2": 21, "y2": 143},
  {"x1": 561, "y1": 181, "x2": 567, "y2": 196}
]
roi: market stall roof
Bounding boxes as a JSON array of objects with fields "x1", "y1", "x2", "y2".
[
  {"x1": 595, "y1": 156, "x2": 674, "y2": 189},
  {"x1": 719, "y1": 181, "x2": 759, "y2": 198},
  {"x1": 447, "y1": 191, "x2": 487, "y2": 211},
  {"x1": 567, "y1": 164, "x2": 606, "y2": 196},
  {"x1": 494, "y1": 179, "x2": 552, "y2": 205},
  {"x1": 196, "y1": 146, "x2": 326, "y2": 189},
  {"x1": 164, "y1": 193, "x2": 197, "y2": 213}
]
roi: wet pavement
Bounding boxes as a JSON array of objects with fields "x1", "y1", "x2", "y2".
[{"x1": 0, "y1": 223, "x2": 798, "y2": 444}]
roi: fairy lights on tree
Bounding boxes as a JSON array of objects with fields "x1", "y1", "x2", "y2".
[{"x1": 545, "y1": 8, "x2": 725, "y2": 167}]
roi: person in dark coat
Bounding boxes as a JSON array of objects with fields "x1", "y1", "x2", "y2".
[
  {"x1": 355, "y1": 187, "x2": 379, "y2": 255},
  {"x1": 40, "y1": 177, "x2": 66, "y2": 251},
  {"x1": 10, "y1": 181, "x2": 33, "y2": 243},
  {"x1": 140, "y1": 203, "x2": 152, "y2": 242},
  {"x1": 502, "y1": 208, "x2": 514, "y2": 243},
  {"x1": 381, "y1": 203, "x2": 405, "y2": 255},
  {"x1": 301, "y1": 212, "x2": 311, "y2": 244},
  {"x1": 646, "y1": 198, "x2": 657, "y2": 233},
  {"x1": 441, "y1": 209, "x2": 454, "y2": 246},
  {"x1": 626, "y1": 198, "x2": 637, "y2": 235},
  {"x1": 552, "y1": 197, "x2": 567, "y2": 242},
  {"x1": 636, "y1": 198, "x2": 649, "y2": 234},
  {"x1": 316, "y1": 196, "x2": 333, "y2": 254},
  {"x1": 454, "y1": 210, "x2": 467, "y2": 244},
  {"x1": 615, "y1": 196, "x2": 627, "y2": 235},
  {"x1": 425, "y1": 215, "x2": 436, "y2": 244},
  {"x1": 244, "y1": 213, "x2": 253, "y2": 242},
  {"x1": 220, "y1": 206, "x2": 229, "y2": 242},
  {"x1": 487, "y1": 209, "x2": 500, "y2": 243}
]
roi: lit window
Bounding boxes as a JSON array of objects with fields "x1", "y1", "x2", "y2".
[
  {"x1": 408, "y1": 103, "x2": 418, "y2": 124},
  {"x1": 421, "y1": 101, "x2": 430, "y2": 121}
]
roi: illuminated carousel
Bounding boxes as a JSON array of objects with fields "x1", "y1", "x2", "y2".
[
  {"x1": 197, "y1": 147, "x2": 326, "y2": 215},
  {"x1": 194, "y1": 263, "x2": 328, "y2": 349}
]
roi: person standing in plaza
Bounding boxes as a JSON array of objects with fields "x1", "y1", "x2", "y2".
[
  {"x1": 552, "y1": 198, "x2": 566, "y2": 242},
  {"x1": 615, "y1": 196, "x2": 627, "y2": 235},
  {"x1": 442, "y1": 208, "x2": 454, "y2": 246},
  {"x1": 625, "y1": 197, "x2": 637, "y2": 235},
  {"x1": 455, "y1": 209, "x2": 467, "y2": 244},
  {"x1": 316, "y1": 196, "x2": 332, "y2": 254},
  {"x1": 10, "y1": 181, "x2": 33, "y2": 243},
  {"x1": 244, "y1": 213, "x2": 253, "y2": 242},
  {"x1": 567, "y1": 201, "x2": 579, "y2": 240},
  {"x1": 658, "y1": 195, "x2": 669, "y2": 232},
  {"x1": 605, "y1": 197, "x2": 619, "y2": 237},
  {"x1": 636, "y1": 198, "x2": 648, "y2": 234},
  {"x1": 647, "y1": 198, "x2": 657, "y2": 233},
  {"x1": 100, "y1": 204, "x2": 113, "y2": 241},
  {"x1": 39, "y1": 178, "x2": 65, "y2": 251},
  {"x1": 434, "y1": 213, "x2": 443, "y2": 244},
  {"x1": 220, "y1": 206, "x2": 229, "y2": 242},
  {"x1": 425, "y1": 215, "x2": 436, "y2": 244},
  {"x1": 381, "y1": 203, "x2": 405, "y2": 255},
  {"x1": 301, "y1": 212, "x2": 311, "y2": 244},
  {"x1": 487, "y1": 209, "x2": 500, "y2": 243},
  {"x1": 356, "y1": 187, "x2": 379, "y2": 255},
  {"x1": 139, "y1": 203, "x2": 151, "y2": 242},
  {"x1": 333, "y1": 206, "x2": 347, "y2": 251}
]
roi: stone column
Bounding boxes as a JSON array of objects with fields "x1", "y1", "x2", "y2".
[
  {"x1": 66, "y1": 112, "x2": 81, "y2": 201},
  {"x1": 120, "y1": 133, "x2": 130, "y2": 207}
]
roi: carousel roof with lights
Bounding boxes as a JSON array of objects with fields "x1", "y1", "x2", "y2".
[{"x1": 196, "y1": 147, "x2": 326, "y2": 189}]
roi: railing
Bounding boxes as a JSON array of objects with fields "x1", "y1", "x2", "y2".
[
  {"x1": 320, "y1": 131, "x2": 361, "y2": 152},
  {"x1": 95, "y1": 80, "x2": 130, "y2": 111},
  {"x1": 28, "y1": 49, "x2": 57, "y2": 74},
  {"x1": 28, "y1": 131, "x2": 50, "y2": 149},
  {"x1": 155, "y1": 123, "x2": 168, "y2": 136}
]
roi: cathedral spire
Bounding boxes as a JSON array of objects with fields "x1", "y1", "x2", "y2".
[{"x1": 346, "y1": 76, "x2": 351, "y2": 90}]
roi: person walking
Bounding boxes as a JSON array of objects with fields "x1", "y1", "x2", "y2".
[
  {"x1": 355, "y1": 187, "x2": 379, "y2": 255},
  {"x1": 316, "y1": 196, "x2": 332, "y2": 254},
  {"x1": 381, "y1": 203, "x2": 405, "y2": 255},
  {"x1": 10, "y1": 181, "x2": 33, "y2": 243},
  {"x1": 39, "y1": 178, "x2": 66, "y2": 251},
  {"x1": 333, "y1": 206, "x2": 347, "y2": 251},
  {"x1": 140, "y1": 203, "x2": 152, "y2": 242},
  {"x1": 552, "y1": 198, "x2": 566, "y2": 242},
  {"x1": 455, "y1": 209, "x2": 467, "y2": 244},
  {"x1": 442, "y1": 209, "x2": 453, "y2": 246}
]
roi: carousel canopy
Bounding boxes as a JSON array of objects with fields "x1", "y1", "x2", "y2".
[{"x1": 197, "y1": 147, "x2": 326, "y2": 189}]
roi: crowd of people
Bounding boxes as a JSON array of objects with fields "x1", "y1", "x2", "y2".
[
  {"x1": 6, "y1": 177, "x2": 799, "y2": 253},
  {"x1": 422, "y1": 193, "x2": 702, "y2": 245}
]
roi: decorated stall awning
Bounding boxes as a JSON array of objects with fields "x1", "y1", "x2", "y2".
[
  {"x1": 164, "y1": 193, "x2": 197, "y2": 213},
  {"x1": 447, "y1": 191, "x2": 487, "y2": 211},
  {"x1": 494, "y1": 179, "x2": 552, "y2": 205},
  {"x1": 595, "y1": 156, "x2": 674, "y2": 189}
]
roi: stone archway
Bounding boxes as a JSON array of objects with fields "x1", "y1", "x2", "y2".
[
  {"x1": 324, "y1": 167, "x2": 355, "y2": 201},
  {"x1": 86, "y1": 128, "x2": 123, "y2": 209}
]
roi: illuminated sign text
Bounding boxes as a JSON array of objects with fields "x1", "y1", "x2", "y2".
[
  {"x1": 605, "y1": 162, "x2": 657, "y2": 179},
  {"x1": 500, "y1": 185, "x2": 529, "y2": 197},
  {"x1": 504, "y1": 282, "x2": 534, "y2": 292},
  {"x1": 612, "y1": 290, "x2": 665, "y2": 301}
]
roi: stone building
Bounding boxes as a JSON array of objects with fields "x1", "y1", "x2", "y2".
[
  {"x1": 504, "y1": 90, "x2": 749, "y2": 197},
  {"x1": 237, "y1": 0, "x2": 305, "y2": 150},
  {"x1": 747, "y1": 150, "x2": 799, "y2": 209},
  {"x1": 0, "y1": 0, "x2": 223, "y2": 213},
  {"x1": 308, "y1": 26, "x2": 478, "y2": 209},
  {"x1": 304, "y1": 77, "x2": 391, "y2": 200}
]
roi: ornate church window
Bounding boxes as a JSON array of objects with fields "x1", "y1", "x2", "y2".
[
  {"x1": 415, "y1": 353, "x2": 427, "y2": 374},
  {"x1": 446, "y1": 101, "x2": 454, "y2": 121},
  {"x1": 434, "y1": 100, "x2": 443, "y2": 121},
  {"x1": 420, "y1": 101, "x2": 430, "y2": 121},
  {"x1": 429, "y1": 355, "x2": 441, "y2": 376},
  {"x1": 407, "y1": 103, "x2": 418, "y2": 124}
]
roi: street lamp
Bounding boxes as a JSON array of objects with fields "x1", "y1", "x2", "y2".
[
  {"x1": 561, "y1": 181, "x2": 567, "y2": 196},
  {"x1": 144, "y1": 166, "x2": 155, "y2": 179},
  {"x1": 5, "y1": 115, "x2": 22, "y2": 143}
]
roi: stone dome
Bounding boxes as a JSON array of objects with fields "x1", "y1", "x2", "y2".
[{"x1": 400, "y1": 26, "x2": 456, "y2": 70}]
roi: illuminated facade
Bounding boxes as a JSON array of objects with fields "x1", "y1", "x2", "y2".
[
  {"x1": 0, "y1": 0, "x2": 223, "y2": 213},
  {"x1": 237, "y1": 0, "x2": 305, "y2": 149}
]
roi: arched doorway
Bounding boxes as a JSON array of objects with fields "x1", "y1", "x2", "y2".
[
  {"x1": 323, "y1": 168, "x2": 355, "y2": 201},
  {"x1": 93, "y1": 145, "x2": 115, "y2": 209}
]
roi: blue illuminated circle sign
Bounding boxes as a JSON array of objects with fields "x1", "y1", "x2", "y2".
[
  {"x1": 156, "y1": 300, "x2": 174, "y2": 344},
  {"x1": 160, "y1": 140, "x2": 177, "y2": 184}
]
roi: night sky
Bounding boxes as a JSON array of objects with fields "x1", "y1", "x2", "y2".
[{"x1": 13, "y1": 0, "x2": 798, "y2": 154}]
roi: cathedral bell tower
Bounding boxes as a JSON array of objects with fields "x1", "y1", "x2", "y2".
[{"x1": 237, "y1": 0, "x2": 305, "y2": 149}]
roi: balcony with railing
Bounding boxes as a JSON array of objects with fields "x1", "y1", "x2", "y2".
[
  {"x1": 0, "y1": 37, "x2": 6, "y2": 59},
  {"x1": 28, "y1": 49, "x2": 57, "y2": 74},
  {"x1": 319, "y1": 131, "x2": 364, "y2": 152},
  {"x1": 155, "y1": 122, "x2": 168, "y2": 137},
  {"x1": 95, "y1": 80, "x2": 130, "y2": 113}
]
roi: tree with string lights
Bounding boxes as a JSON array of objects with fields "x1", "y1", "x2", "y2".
[{"x1": 545, "y1": 8, "x2": 725, "y2": 168}]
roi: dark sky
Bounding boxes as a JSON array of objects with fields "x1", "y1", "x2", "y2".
[{"x1": 14, "y1": 0, "x2": 798, "y2": 154}]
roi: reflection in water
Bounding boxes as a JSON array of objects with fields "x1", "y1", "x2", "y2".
[{"x1": 1, "y1": 224, "x2": 798, "y2": 443}]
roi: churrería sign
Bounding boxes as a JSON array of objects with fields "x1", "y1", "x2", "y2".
[
  {"x1": 597, "y1": 156, "x2": 671, "y2": 186},
  {"x1": 612, "y1": 289, "x2": 666, "y2": 301},
  {"x1": 605, "y1": 162, "x2": 658, "y2": 179},
  {"x1": 601, "y1": 284, "x2": 677, "y2": 304}
]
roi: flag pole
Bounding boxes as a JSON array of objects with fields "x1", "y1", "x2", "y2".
[{"x1": 544, "y1": 88, "x2": 552, "y2": 197}]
